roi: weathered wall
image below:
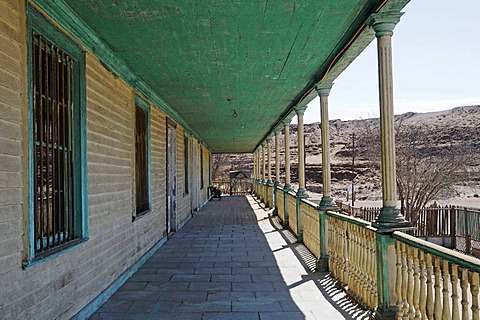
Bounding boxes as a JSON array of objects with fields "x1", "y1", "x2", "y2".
[
  {"x1": 176, "y1": 127, "x2": 191, "y2": 227},
  {"x1": 150, "y1": 107, "x2": 167, "y2": 237},
  {"x1": 0, "y1": 0, "x2": 29, "y2": 316},
  {"x1": 0, "y1": 1, "x2": 210, "y2": 319}
]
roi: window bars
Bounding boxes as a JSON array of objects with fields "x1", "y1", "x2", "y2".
[{"x1": 32, "y1": 32, "x2": 76, "y2": 255}]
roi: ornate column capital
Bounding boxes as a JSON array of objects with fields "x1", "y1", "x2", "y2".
[
  {"x1": 294, "y1": 105, "x2": 308, "y2": 116},
  {"x1": 261, "y1": 140, "x2": 266, "y2": 147},
  {"x1": 282, "y1": 113, "x2": 295, "y2": 126},
  {"x1": 274, "y1": 127, "x2": 282, "y2": 135},
  {"x1": 366, "y1": 12, "x2": 404, "y2": 37},
  {"x1": 314, "y1": 82, "x2": 333, "y2": 96}
]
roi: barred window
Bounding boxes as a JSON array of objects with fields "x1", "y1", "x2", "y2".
[
  {"x1": 135, "y1": 104, "x2": 149, "y2": 215},
  {"x1": 29, "y1": 7, "x2": 87, "y2": 262}
]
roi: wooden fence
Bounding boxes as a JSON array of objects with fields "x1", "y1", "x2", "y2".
[
  {"x1": 212, "y1": 180, "x2": 252, "y2": 195},
  {"x1": 335, "y1": 200, "x2": 480, "y2": 258}
]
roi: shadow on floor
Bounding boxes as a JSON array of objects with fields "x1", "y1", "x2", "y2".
[{"x1": 89, "y1": 195, "x2": 369, "y2": 320}]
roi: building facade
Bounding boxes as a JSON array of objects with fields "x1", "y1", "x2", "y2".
[{"x1": 0, "y1": 1, "x2": 212, "y2": 318}]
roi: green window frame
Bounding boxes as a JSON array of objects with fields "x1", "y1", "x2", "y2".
[
  {"x1": 26, "y1": 6, "x2": 88, "y2": 265},
  {"x1": 133, "y1": 96, "x2": 151, "y2": 218}
]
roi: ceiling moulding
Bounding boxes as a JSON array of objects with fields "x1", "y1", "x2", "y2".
[{"x1": 31, "y1": 0, "x2": 208, "y2": 151}]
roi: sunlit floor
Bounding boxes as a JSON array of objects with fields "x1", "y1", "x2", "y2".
[{"x1": 90, "y1": 195, "x2": 370, "y2": 320}]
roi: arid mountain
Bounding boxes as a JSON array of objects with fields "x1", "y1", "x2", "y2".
[{"x1": 213, "y1": 105, "x2": 480, "y2": 202}]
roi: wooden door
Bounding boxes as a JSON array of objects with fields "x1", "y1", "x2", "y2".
[{"x1": 167, "y1": 122, "x2": 177, "y2": 234}]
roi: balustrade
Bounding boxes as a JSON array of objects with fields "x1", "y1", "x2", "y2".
[
  {"x1": 254, "y1": 183, "x2": 480, "y2": 320},
  {"x1": 301, "y1": 199, "x2": 321, "y2": 259},
  {"x1": 277, "y1": 186, "x2": 285, "y2": 222},
  {"x1": 326, "y1": 212, "x2": 377, "y2": 310},
  {"x1": 394, "y1": 231, "x2": 480, "y2": 320},
  {"x1": 287, "y1": 192, "x2": 298, "y2": 237},
  {"x1": 265, "y1": 184, "x2": 273, "y2": 209}
]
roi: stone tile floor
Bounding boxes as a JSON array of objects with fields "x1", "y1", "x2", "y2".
[{"x1": 90, "y1": 195, "x2": 370, "y2": 320}]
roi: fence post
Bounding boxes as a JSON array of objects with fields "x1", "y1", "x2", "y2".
[
  {"x1": 450, "y1": 206, "x2": 456, "y2": 249},
  {"x1": 317, "y1": 203, "x2": 337, "y2": 272},
  {"x1": 375, "y1": 231, "x2": 400, "y2": 319},
  {"x1": 466, "y1": 235, "x2": 472, "y2": 255},
  {"x1": 272, "y1": 184, "x2": 278, "y2": 215},
  {"x1": 296, "y1": 196, "x2": 305, "y2": 242}
]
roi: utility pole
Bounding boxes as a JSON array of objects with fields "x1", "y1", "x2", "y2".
[{"x1": 351, "y1": 133, "x2": 355, "y2": 207}]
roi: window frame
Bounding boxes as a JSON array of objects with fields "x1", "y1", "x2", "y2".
[
  {"x1": 26, "y1": 5, "x2": 88, "y2": 265},
  {"x1": 133, "y1": 95, "x2": 151, "y2": 219}
]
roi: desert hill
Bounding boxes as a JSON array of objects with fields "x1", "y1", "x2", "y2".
[{"x1": 213, "y1": 105, "x2": 480, "y2": 202}]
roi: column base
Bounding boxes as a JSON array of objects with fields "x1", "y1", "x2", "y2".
[
  {"x1": 374, "y1": 306, "x2": 398, "y2": 320},
  {"x1": 372, "y1": 206, "x2": 413, "y2": 231},
  {"x1": 283, "y1": 184, "x2": 291, "y2": 192},
  {"x1": 316, "y1": 257, "x2": 329, "y2": 272},
  {"x1": 296, "y1": 188, "x2": 309, "y2": 199},
  {"x1": 319, "y1": 196, "x2": 337, "y2": 210}
]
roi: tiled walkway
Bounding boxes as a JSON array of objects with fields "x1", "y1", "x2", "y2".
[{"x1": 90, "y1": 195, "x2": 370, "y2": 320}]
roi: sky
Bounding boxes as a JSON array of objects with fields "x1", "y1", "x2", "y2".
[{"x1": 299, "y1": 0, "x2": 480, "y2": 124}]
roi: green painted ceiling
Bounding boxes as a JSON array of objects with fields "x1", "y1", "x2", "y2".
[{"x1": 63, "y1": 0, "x2": 386, "y2": 153}]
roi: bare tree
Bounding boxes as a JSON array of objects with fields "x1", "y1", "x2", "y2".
[
  {"x1": 212, "y1": 154, "x2": 230, "y2": 181},
  {"x1": 357, "y1": 119, "x2": 468, "y2": 223},
  {"x1": 395, "y1": 125, "x2": 464, "y2": 222}
]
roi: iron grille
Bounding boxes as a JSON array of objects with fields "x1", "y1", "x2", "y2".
[{"x1": 32, "y1": 32, "x2": 76, "y2": 255}]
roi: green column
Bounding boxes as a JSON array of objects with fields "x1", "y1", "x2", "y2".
[
  {"x1": 366, "y1": 12, "x2": 410, "y2": 230},
  {"x1": 266, "y1": 138, "x2": 272, "y2": 185},
  {"x1": 295, "y1": 106, "x2": 308, "y2": 242},
  {"x1": 261, "y1": 141, "x2": 266, "y2": 202},
  {"x1": 261, "y1": 142, "x2": 266, "y2": 184},
  {"x1": 366, "y1": 12, "x2": 414, "y2": 320},
  {"x1": 273, "y1": 128, "x2": 281, "y2": 216},
  {"x1": 283, "y1": 119, "x2": 292, "y2": 190},
  {"x1": 282, "y1": 119, "x2": 292, "y2": 227},
  {"x1": 315, "y1": 83, "x2": 336, "y2": 210},
  {"x1": 314, "y1": 83, "x2": 338, "y2": 270},
  {"x1": 295, "y1": 106, "x2": 308, "y2": 198}
]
